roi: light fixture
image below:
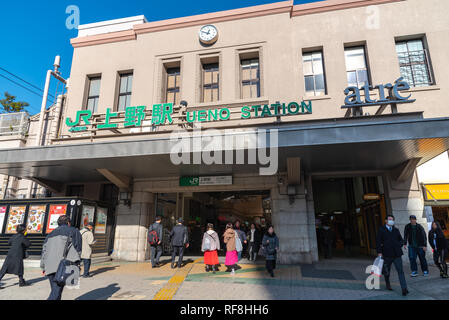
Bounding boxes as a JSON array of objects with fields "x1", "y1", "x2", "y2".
[
  {"x1": 334, "y1": 211, "x2": 343, "y2": 215},
  {"x1": 119, "y1": 192, "x2": 132, "y2": 207}
]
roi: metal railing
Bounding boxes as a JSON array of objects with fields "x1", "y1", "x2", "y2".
[{"x1": 0, "y1": 112, "x2": 29, "y2": 136}]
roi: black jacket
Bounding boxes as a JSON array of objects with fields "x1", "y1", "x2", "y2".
[
  {"x1": 376, "y1": 225, "x2": 404, "y2": 258},
  {"x1": 0, "y1": 233, "x2": 30, "y2": 276},
  {"x1": 428, "y1": 229, "x2": 448, "y2": 251},
  {"x1": 170, "y1": 224, "x2": 189, "y2": 247},
  {"x1": 404, "y1": 223, "x2": 427, "y2": 247},
  {"x1": 149, "y1": 222, "x2": 163, "y2": 243}
]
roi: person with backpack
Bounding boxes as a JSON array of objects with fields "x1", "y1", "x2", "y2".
[
  {"x1": 148, "y1": 216, "x2": 163, "y2": 268},
  {"x1": 201, "y1": 223, "x2": 220, "y2": 273},
  {"x1": 170, "y1": 218, "x2": 189, "y2": 269},
  {"x1": 40, "y1": 215, "x2": 82, "y2": 300},
  {"x1": 428, "y1": 221, "x2": 449, "y2": 278},
  {"x1": 0, "y1": 224, "x2": 30, "y2": 288}
]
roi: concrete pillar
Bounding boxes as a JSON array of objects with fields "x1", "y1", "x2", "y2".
[
  {"x1": 386, "y1": 170, "x2": 431, "y2": 263},
  {"x1": 271, "y1": 175, "x2": 318, "y2": 264},
  {"x1": 111, "y1": 191, "x2": 154, "y2": 262}
]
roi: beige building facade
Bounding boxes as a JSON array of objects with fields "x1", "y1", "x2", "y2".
[{"x1": 1, "y1": 0, "x2": 449, "y2": 264}]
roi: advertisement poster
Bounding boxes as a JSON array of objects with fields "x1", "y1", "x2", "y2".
[
  {"x1": 0, "y1": 206, "x2": 7, "y2": 233},
  {"x1": 6, "y1": 206, "x2": 26, "y2": 234},
  {"x1": 95, "y1": 207, "x2": 108, "y2": 234},
  {"x1": 81, "y1": 205, "x2": 95, "y2": 228},
  {"x1": 46, "y1": 204, "x2": 67, "y2": 233},
  {"x1": 26, "y1": 205, "x2": 47, "y2": 234}
]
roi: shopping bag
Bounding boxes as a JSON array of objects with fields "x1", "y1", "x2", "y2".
[
  {"x1": 371, "y1": 256, "x2": 384, "y2": 277},
  {"x1": 258, "y1": 246, "x2": 266, "y2": 257},
  {"x1": 235, "y1": 233, "x2": 243, "y2": 252}
]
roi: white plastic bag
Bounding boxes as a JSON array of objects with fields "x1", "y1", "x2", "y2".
[
  {"x1": 235, "y1": 233, "x2": 243, "y2": 252},
  {"x1": 371, "y1": 256, "x2": 384, "y2": 277}
]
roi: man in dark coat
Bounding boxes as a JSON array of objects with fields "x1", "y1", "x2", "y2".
[
  {"x1": 247, "y1": 223, "x2": 262, "y2": 261},
  {"x1": 403, "y1": 215, "x2": 429, "y2": 277},
  {"x1": 170, "y1": 218, "x2": 189, "y2": 269},
  {"x1": 148, "y1": 216, "x2": 163, "y2": 268},
  {"x1": 376, "y1": 214, "x2": 408, "y2": 296},
  {"x1": 0, "y1": 224, "x2": 30, "y2": 288}
]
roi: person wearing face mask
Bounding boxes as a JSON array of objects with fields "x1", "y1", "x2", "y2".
[{"x1": 376, "y1": 215, "x2": 408, "y2": 296}]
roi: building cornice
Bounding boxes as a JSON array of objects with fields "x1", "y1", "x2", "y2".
[
  {"x1": 292, "y1": 0, "x2": 405, "y2": 17},
  {"x1": 70, "y1": 0, "x2": 406, "y2": 48}
]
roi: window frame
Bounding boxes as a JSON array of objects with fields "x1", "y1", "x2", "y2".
[
  {"x1": 85, "y1": 76, "x2": 101, "y2": 113},
  {"x1": 165, "y1": 67, "x2": 181, "y2": 105},
  {"x1": 302, "y1": 50, "x2": 327, "y2": 97},
  {"x1": 117, "y1": 72, "x2": 133, "y2": 112},
  {"x1": 344, "y1": 46, "x2": 371, "y2": 89},
  {"x1": 202, "y1": 62, "x2": 220, "y2": 103},
  {"x1": 240, "y1": 58, "x2": 261, "y2": 99}
]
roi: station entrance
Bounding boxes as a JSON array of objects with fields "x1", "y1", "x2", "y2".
[
  {"x1": 155, "y1": 190, "x2": 272, "y2": 256},
  {"x1": 312, "y1": 176, "x2": 388, "y2": 258}
]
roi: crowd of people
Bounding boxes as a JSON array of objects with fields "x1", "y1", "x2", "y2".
[{"x1": 0, "y1": 212, "x2": 448, "y2": 300}]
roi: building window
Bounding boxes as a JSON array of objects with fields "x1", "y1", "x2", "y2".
[
  {"x1": 396, "y1": 39, "x2": 433, "y2": 87},
  {"x1": 344, "y1": 47, "x2": 369, "y2": 88},
  {"x1": 66, "y1": 185, "x2": 84, "y2": 197},
  {"x1": 117, "y1": 73, "x2": 133, "y2": 112},
  {"x1": 86, "y1": 77, "x2": 101, "y2": 113},
  {"x1": 302, "y1": 51, "x2": 326, "y2": 96},
  {"x1": 166, "y1": 67, "x2": 181, "y2": 105},
  {"x1": 241, "y1": 58, "x2": 260, "y2": 99},
  {"x1": 202, "y1": 63, "x2": 219, "y2": 103}
]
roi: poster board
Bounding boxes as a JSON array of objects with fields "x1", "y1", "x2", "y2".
[
  {"x1": 46, "y1": 204, "x2": 67, "y2": 233},
  {"x1": 6, "y1": 206, "x2": 26, "y2": 234},
  {"x1": 81, "y1": 205, "x2": 95, "y2": 228},
  {"x1": 0, "y1": 206, "x2": 6, "y2": 234},
  {"x1": 95, "y1": 207, "x2": 108, "y2": 234},
  {"x1": 26, "y1": 205, "x2": 46, "y2": 234}
]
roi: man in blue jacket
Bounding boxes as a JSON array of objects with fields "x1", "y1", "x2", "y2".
[
  {"x1": 40, "y1": 215, "x2": 82, "y2": 300},
  {"x1": 376, "y1": 214, "x2": 408, "y2": 296}
]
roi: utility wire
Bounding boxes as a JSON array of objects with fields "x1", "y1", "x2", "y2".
[
  {"x1": 0, "y1": 66, "x2": 55, "y2": 99},
  {"x1": 0, "y1": 73, "x2": 45, "y2": 98}
]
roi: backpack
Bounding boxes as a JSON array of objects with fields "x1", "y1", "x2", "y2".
[{"x1": 148, "y1": 225, "x2": 159, "y2": 245}]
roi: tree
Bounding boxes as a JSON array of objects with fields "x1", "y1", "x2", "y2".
[{"x1": 0, "y1": 92, "x2": 29, "y2": 113}]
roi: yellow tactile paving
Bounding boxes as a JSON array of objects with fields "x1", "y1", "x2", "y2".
[{"x1": 152, "y1": 258, "x2": 203, "y2": 300}]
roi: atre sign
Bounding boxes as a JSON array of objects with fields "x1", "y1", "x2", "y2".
[{"x1": 341, "y1": 77, "x2": 415, "y2": 110}]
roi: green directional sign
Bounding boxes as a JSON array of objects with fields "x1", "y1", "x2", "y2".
[{"x1": 180, "y1": 177, "x2": 200, "y2": 187}]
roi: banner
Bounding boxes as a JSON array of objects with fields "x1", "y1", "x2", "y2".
[
  {"x1": 0, "y1": 206, "x2": 7, "y2": 233},
  {"x1": 26, "y1": 205, "x2": 46, "y2": 234},
  {"x1": 95, "y1": 207, "x2": 107, "y2": 234},
  {"x1": 81, "y1": 205, "x2": 95, "y2": 228},
  {"x1": 47, "y1": 204, "x2": 67, "y2": 233},
  {"x1": 6, "y1": 206, "x2": 26, "y2": 234}
]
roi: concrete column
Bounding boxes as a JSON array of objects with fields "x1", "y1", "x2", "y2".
[
  {"x1": 271, "y1": 176, "x2": 318, "y2": 264},
  {"x1": 111, "y1": 191, "x2": 154, "y2": 262},
  {"x1": 386, "y1": 170, "x2": 431, "y2": 263}
]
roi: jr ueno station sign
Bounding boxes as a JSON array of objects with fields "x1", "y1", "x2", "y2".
[{"x1": 66, "y1": 101, "x2": 312, "y2": 132}]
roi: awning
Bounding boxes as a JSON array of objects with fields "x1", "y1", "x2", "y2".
[{"x1": 0, "y1": 112, "x2": 448, "y2": 184}]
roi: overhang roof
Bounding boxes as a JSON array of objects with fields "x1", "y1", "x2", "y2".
[{"x1": 0, "y1": 113, "x2": 448, "y2": 183}]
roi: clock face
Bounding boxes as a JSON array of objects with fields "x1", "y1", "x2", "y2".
[{"x1": 199, "y1": 25, "x2": 218, "y2": 44}]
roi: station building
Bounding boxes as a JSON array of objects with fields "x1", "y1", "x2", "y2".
[{"x1": 0, "y1": 0, "x2": 448, "y2": 264}]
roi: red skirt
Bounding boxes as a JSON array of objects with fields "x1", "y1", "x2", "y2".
[{"x1": 204, "y1": 250, "x2": 219, "y2": 265}]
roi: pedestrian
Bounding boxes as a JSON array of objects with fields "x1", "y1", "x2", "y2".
[
  {"x1": 247, "y1": 223, "x2": 261, "y2": 261},
  {"x1": 223, "y1": 223, "x2": 239, "y2": 274},
  {"x1": 170, "y1": 218, "x2": 189, "y2": 269},
  {"x1": 343, "y1": 225, "x2": 352, "y2": 257},
  {"x1": 376, "y1": 214, "x2": 408, "y2": 296},
  {"x1": 234, "y1": 220, "x2": 247, "y2": 261},
  {"x1": 262, "y1": 226, "x2": 279, "y2": 278},
  {"x1": 80, "y1": 222, "x2": 96, "y2": 278},
  {"x1": 428, "y1": 221, "x2": 448, "y2": 278},
  {"x1": 403, "y1": 215, "x2": 429, "y2": 277},
  {"x1": 0, "y1": 224, "x2": 30, "y2": 289},
  {"x1": 148, "y1": 216, "x2": 163, "y2": 268},
  {"x1": 201, "y1": 223, "x2": 220, "y2": 273},
  {"x1": 40, "y1": 215, "x2": 82, "y2": 300},
  {"x1": 320, "y1": 223, "x2": 334, "y2": 259}
]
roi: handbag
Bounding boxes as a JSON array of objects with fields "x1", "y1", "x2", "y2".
[
  {"x1": 258, "y1": 246, "x2": 266, "y2": 257},
  {"x1": 235, "y1": 232, "x2": 243, "y2": 252},
  {"x1": 371, "y1": 256, "x2": 384, "y2": 277},
  {"x1": 55, "y1": 236, "x2": 77, "y2": 286}
]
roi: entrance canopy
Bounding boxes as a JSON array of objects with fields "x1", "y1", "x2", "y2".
[{"x1": 0, "y1": 113, "x2": 448, "y2": 185}]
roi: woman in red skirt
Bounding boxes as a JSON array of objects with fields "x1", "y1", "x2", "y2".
[{"x1": 202, "y1": 223, "x2": 220, "y2": 273}]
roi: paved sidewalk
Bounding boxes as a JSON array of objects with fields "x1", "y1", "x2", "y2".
[{"x1": 0, "y1": 256, "x2": 447, "y2": 300}]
